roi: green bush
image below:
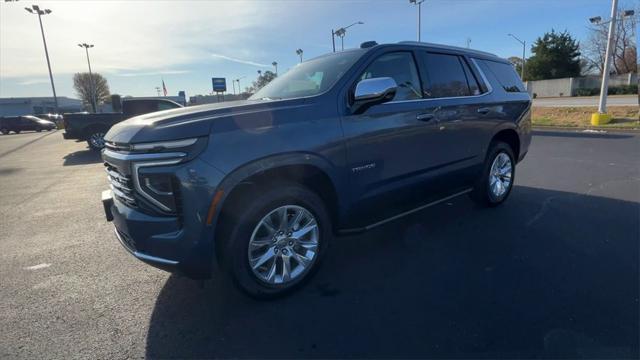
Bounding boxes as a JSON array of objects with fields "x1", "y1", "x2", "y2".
[{"x1": 574, "y1": 84, "x2": 638, "y2": 96}]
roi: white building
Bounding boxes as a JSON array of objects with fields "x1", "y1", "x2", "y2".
[{"x1": 0, "y1": 97, "x2": 83, "y2": 116}]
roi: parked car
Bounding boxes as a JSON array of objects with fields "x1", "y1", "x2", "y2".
[
  {"x1": 101, "y1": 41, "x2": 532, "y2": 297},
  {"x1": 63, "y1": 98, "x2": 183, "y2": 150},
  {"x1": 0, "y1": 115, "x2": 57, "y2": 134}
]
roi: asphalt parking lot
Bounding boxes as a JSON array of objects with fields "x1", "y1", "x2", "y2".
[{"x1": 0, "y1": 129, "x2": 638, "y2": 359}]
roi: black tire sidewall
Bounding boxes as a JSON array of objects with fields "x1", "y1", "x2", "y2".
[
  {"x1": 224, "y1": 183, "x2": 331, "y2": 298},
  {"x1": 87, "y1": 132, "x2": 105, "y2": 151}
]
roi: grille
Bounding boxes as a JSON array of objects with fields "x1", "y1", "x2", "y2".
[{"x1": 105, "y1": 163, "x2": 137, "y2": 208}]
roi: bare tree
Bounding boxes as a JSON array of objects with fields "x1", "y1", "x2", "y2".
[
  {"x1": 582, "y1": 3, "x2": 638, "y2": 75},
  {"x1": 72, "y1": 72, "x2": 111, "y2": 111}
]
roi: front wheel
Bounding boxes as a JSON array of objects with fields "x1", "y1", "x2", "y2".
[
  {"x1": 470, "y1": 141, "x2": 516, "y2": 207},
  {"x1": 87, "y1": 131, "x2": 106, "y2": 151},
  {"x1": 222, "y1": 183, "x2": 331, "y2": 298},
  {"x1": 0, "y1": 128, "x2": 9, "y2": 135}
]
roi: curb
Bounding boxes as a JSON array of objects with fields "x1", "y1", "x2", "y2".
[{"x1": 533, "y1": 126, "x2": 640, "y2": 134}]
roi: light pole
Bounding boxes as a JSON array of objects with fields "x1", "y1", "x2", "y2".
[
  {"x1": 409, "y1": 0, "x2": 425, "y2": 42},
  {"x1": 25, "y1": 4, "x2": 58, "y2": 113},
  {"x1": 589, "y1": 2, "x2": 635, "y2": 120},
  {"x1": 272, "y1": 61, "x2": 278, "y2": 76},
  {"x1": 235, "y1": 76, "x2": 246, "y2": 94},
  {"x1": 296, "y1": 48, "x2": 303, "y2": 63},
  {"x1": 155, "y1": 87, "x2": 161, "y2": 97},
  {"x1": 78, "y1": 43, "x2": 96, "y2": 112},
  {"x1": 508, "y1": 33, "x2": 526, "y2": 80},
  {"x1": 331, "y1": 21, "x2": 363, "y2": 52}
]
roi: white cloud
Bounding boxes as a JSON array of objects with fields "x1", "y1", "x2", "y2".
[
  {"x1": 0, "y1": 1, "x2": 278, "y2": 78},
  {"x1": 116, "y1": 70, "x2": 191, "y2": 77},
  {"x1": 210, "y1": 53, "x2": 271, "y2": 68},
  {"x1": 18, "y1": 78, "x2": 51, "y2": 86}
]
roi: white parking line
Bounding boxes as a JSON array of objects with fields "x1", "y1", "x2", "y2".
[{"x1": 25, "y1": 263, "x2": 51, "y2": 270}]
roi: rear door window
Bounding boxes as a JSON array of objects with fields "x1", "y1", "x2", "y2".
[
  {"x1": 479, "y1": 59, "x2": 526, "y2": 93},
  {"x1": 422, "y1": 53, "x2": 473, "y2": 98}
]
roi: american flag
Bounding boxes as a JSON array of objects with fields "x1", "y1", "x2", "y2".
[{"x1": 162, "y1": 79, "x2": 167, "y2": 96}]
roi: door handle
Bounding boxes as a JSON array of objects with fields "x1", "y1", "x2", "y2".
[
  {"x1": 477, "y1": 107, "x2": 491, "y2": 115},
  {"x1": 416, "y1": 113, "x2": 435, "y2": 122}
]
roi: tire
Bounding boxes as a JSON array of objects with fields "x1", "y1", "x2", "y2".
[
  {"x1": 470, "y1": 141, "x2": 516, "y2": 207},
  {"x1": 36, "y1": 127, "x2": 42, "y2": 132},
  {"x1": 221, "y1": 183, "x2": 331, "y2": 298},
  {"x1": 0, "y1": 128, "x2": 9, "y2": 135},
  {"x1": 87, "y1": 130, "x2": 107, "y2": 151},
  {"x1": 14, "y1": 130, "x2": 20, "y2": 134}
]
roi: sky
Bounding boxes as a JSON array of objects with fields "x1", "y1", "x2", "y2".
[{"x1": 0, "y1": 0, "x2": 637, "y2": 99}]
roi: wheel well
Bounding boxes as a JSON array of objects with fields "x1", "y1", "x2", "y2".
[
  {"x1": 214, "y1": 164, "x2": 340, "y2": 240},
  {"x1": 84, "y1": 124, "x2": 109, "y2": 138},
  {"x1": 492, "y1": 129, "x2": 520, "y2": 160}
]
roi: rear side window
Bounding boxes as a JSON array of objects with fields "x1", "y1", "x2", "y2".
[
  {"x1": 422, "y1": 53, "x2": 473, "y2": 98},
  {"x1": 480, "y1": 59, "x2": 526, "y2": 93},
  {"x1": 157, "y1": 101, "x2": 180, "y2": 111}
]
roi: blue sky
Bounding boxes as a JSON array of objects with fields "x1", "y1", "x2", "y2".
[{"x1": 0, "y1": 0, "x2": 636, "y2": 99}]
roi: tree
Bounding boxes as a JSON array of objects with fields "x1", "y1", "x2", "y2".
[
  {"x1": 507, "y1": 56, "x2": 525, "y2": 80},
  {"x1": 582, "y1": 3, "x2": 638, "y2": 75},
  {"x1": 525, "y1": 30, "x2": 581, "y2": 80},
  {"x1": 246, "y1": 70, "x2": 277, "y2": 93},
  {"x1": 73, "y1": 72, "x2": 111, "y2": 112}
]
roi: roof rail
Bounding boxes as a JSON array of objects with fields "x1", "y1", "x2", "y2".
[{"x1": 397, "y1": 41, "x2": 498, "y2": 58}]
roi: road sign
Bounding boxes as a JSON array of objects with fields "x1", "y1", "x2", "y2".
[{"x1": 212, "y1": 78, "x2": 226, "y2": 93}]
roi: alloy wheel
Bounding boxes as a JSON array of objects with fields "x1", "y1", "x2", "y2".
[
  {"x1": 248, "y1": 205, "x2": 319, "y2": 285},
  {"x1": 489, "y1": 152, "x2": 513, "y2": 198}
]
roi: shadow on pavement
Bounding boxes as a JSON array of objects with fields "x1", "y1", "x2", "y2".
[
  {"x1": 63, "y1": 149, "x2": 102, "y2": 166},
  {"x1": 145, "y1": 186, "x2": 639, "y2": 359},
  {"x1": 532, "y1": 130, "x2": 635, "y2": 139},
  {"x1": 0, "y1": 131, "x2": 57, "y2": 159}
]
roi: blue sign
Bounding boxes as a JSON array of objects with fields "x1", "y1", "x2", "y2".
[{"x1": 212, "y1": 78, "x2": 226, "y2": 92}]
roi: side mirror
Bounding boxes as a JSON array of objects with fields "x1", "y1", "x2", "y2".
[{"x1": 352, "y1": 77, "x2": 397, "y2": 114}]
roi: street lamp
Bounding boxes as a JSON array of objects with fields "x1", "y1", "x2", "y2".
[
  {"x1": 78, "y1": 43, "x2": 96, "y2": 112},
  {"x1": 25, "y1": 4, "x2": 58, "y2": 113},
  {"x1": 235, "y1": 76, "x2": 246, "y2": 94},
  {"x1": 331, "y1": 21, "x2": 363, "y2": 52},
  {"x1": 588, "y1": 0, "x2": 635, "y2": 122},
  {"x1": 296, "y1": 48, "x2": 303, "y2": 63},
  {"x1": 508, "y1": 33, "x2": 526, "y2": 80},
  {"x1": 409, "y1": 0, "x2": 425, "y2": 42},
  {"x1": 272, "y1": 61, "x2": 278, "y2": 76}
]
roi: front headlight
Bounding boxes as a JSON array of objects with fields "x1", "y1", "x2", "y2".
[{"x1": 133, "y1": 159, "x2": 182, "y2": 213}]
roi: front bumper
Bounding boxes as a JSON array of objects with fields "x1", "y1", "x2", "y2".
[{"x1": 101, "y1": 154, "x2": 226, "y2": 279}]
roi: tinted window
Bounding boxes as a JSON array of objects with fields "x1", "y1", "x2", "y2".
[
  {"x1": 423, "y1": 53, "x2": 471, "y2": 98},
  {"x1": 359, "y1": 52, "x2": 422, "y2": 101},
  {"x1": 480, "y1": 59, "x2": 526, "y2": 92}
]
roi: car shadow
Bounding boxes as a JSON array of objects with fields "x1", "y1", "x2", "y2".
[
  {"x1": 145, "y1": 186, "x2": 639, "y2": 359},
  {"x1": 63, "y1": 149, "x2": 102, "y2": 166}
]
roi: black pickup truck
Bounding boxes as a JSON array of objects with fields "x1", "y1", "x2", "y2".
[{"x1": 63, "y1": 98, "x2": 183, "y2": 150}]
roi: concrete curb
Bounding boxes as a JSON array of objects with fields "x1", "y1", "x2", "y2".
[{"x1": 533, "y1": 125, "x2": 640, "y2": 134}]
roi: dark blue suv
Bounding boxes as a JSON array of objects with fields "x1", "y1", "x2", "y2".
[{"x1": 102, "y1": 41, "x2": 531, "y2": 297}]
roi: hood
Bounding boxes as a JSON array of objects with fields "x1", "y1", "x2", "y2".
[{"x1": 105, "y1": 99, "x2": 303, "y2": 144}]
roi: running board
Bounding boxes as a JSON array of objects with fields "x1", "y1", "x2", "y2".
[{"x1": 338, "y1": 188, "x2": 473, "y2": 235}]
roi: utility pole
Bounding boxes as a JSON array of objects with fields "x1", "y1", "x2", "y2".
[
  {"x1": 508, "y1": 34, "x2": 526, "y2": 80},
  {"x1": 598, "y1": 0, "x2": 618, "y2": 115},
  {"x1": 78, "y1": 43, "x2": 96, "y2": 112},
  {"x1": 409, "y1": 0, "x2": 425, "y2": 42},
  {"x1": 25, "y1": 5, "x2": 59, "y2": 113}
]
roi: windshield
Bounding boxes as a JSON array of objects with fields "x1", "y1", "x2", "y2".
[{"x1": 250, "y1": 50, "x2": 363, "y2": 100}]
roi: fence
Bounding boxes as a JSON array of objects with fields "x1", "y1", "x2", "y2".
[{"x1": 524, "y1": 73, "x2": 638, "y2": 98}]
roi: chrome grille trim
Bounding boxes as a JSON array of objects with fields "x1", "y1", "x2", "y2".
[{"x1": 104, "y1": 163, "x2": 136, "y2": 207}]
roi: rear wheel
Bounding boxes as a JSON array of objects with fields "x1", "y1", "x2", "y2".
[
  {"x1": 87, "y1": 131, "x2": 106, "y2": 151},
  {"x1": 221, "y1": 183, "x2": 331, "y2": 298},
  {"x1": 470, "y1": 141, "x2": 515, "y2": 207},
  {"x1": 36, "y1": 127, "x2": 42, "y2": 132},
  {"x1": 0, "y1": 128, "x2": 9, "y2": 135},
  {"x1": 14, "y1": 130, "x2": 20, "y2": 134}
]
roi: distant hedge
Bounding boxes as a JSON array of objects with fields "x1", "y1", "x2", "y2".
[{"x1": 575, "y1": 84, "x2": 638, "y2": 97}]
